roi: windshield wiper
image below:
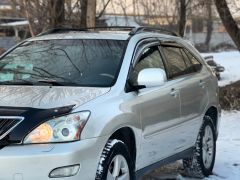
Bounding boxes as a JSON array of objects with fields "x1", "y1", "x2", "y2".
[
  {"x1": 37, "y1": 79, "x2": 81, "y2": 86},
  {"x1": 37, "y1": 79, "x2": 64, "y2": 86},
  {"x1": 0, "y1": 79, "x2": 73, "y2": 86},
  {"x1": 0, "y1": 81, "x2": 34, "y2": 85}
]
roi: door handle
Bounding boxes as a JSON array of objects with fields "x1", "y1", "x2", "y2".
[
  {"x1": 170, "y1": 88, "x2": 179, "y2": 97},
  {"x1": 199, "y1": 80, "x2": 206, "y2": 88}
]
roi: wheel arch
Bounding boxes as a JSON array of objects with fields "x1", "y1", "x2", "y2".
[
  {"x1": 109, "y1": 126, "x2": 137, "y2": 168},
  {"x1": 204, "y1": 106, "x2": 219, "y2": 137}
]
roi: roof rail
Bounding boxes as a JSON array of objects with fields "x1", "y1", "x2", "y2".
[
  {"x1": 37, "y1": 26, "x2": 135, "y2": 36},
  {"x1": 129, "y1": 26, "x2": 179, "y2": 36},
  {"x1": 37, "y1": 26, "x2": 179, "y2": 37}
]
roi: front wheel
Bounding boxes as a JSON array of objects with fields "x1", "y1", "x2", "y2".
[
  {"x1": 96, "y1": 139, "x2": 135, "y2": 180},
  {"x1": 183, "y1": 116, "x2": 216, "y2": 178}
]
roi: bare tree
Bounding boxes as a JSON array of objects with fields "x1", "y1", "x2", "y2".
[
  {"x1": 87, "y1": 0, "x2": 96, "y2": 27},
  {"x1": 205, "y1": 0, "x2": 213, "y2": 51},
  {"x1": 11, "y1": 0, "x2": 65, "y2": 36},
  {"x1": 135, "y1": 0, "x2": 179, "y2": 28},
  {"x1": 116, "y1": 0, "x2": 129, "y2": 26},
  {"x1": 11, "y1": 0, "x2": 97, "y2": 35},
  {"x1": 49, "y1": 0, "x2": 65, "y2": 28},
  {"x1": 80, "y1": 0, "x2": 88, "y2": 27},
  {"x1": 97, "y1": 0, "x2": 111, "y2": 19},
  {"x1": 214, "y1": 0, "x2": 240, "y2": 50},
  {"x1": 178, "y1": 0, "x2": 187, "y2": 36},
  {"x1": 79, "y1": 0, "x2": 96, "y2": 28},
  {"x1": 16, "y1": 0, "x2": 48, "y2": 36},
  {"x1": 178, "y1": 0, "x2": 194, "y2": 37}
]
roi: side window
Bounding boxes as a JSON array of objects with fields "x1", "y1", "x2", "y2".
[
  {"x1": 180, "y1": 49, "x2": 197, "y2": 74},
  {"x1": 161, "y1": 46, "x2": 189, "y2": 79},
  {"x1": 184, "y1": 49, "x2": 202, "y2": 72},
  {"x1": 130, "y1": 46, "x2": 165, "y2": 84}
]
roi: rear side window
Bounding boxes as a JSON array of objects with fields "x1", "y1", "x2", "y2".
[
  {"x1": 179, "y1": 48, "x2": 196, "y2": 73},
  {"x1": 161, "y1": 46, "x2": 189, "y2": 79},
  {"x1": 184, "y1": 49, "x2": 202, "y2": 72}
]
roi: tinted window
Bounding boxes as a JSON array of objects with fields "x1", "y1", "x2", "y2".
[
  {"x1": 180, "y1": 49, "x2": 197, "y2": 73},
  {"x1": 0, "y1": 39, "x2": 127, "y2": 87},
  {"x1": 131, "y1": 46, "x2": 165, "y2": 84},
  {"x1": 184, "y1": 49, "x2": 202, "y2": 72},
  {"x1": 162, "y1": 46, "x2": 188, "y2": 79}
]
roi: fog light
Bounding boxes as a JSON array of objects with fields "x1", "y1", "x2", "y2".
[{"x1": 49, "y1": 164, "x2": 80, "y2": 178}]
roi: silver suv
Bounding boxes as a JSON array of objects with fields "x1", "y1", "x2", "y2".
[{"x1": 0, "y1": 27, "x2": 220, "y2": 180}]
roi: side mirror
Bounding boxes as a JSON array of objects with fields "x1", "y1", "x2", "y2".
[{"x1": 137, "y1": 68, "x2": 167, "y2": 88}]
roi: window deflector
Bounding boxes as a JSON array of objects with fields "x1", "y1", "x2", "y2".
[
  {"x1": 132, "y1": 41, "x2": 160, "y2": 67},
  {"x1": 160, "y1": 41, "x2": 183, "y2": 48},
  {"x1": 130, "y1": 42, "x2": 167, "y2": 88}
]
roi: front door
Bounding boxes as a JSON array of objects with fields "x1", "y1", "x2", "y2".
[{"x1": 129, "y1": 43, "x2": 181, "y2": 169}]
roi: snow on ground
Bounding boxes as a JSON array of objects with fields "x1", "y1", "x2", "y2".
[
  {"x1": 206, "y1": 111, "x2": 240, "y2": 180},
  {"x1": 143, "y1": 111, "x2": 240, "y2": 180},
  {"x1": 202, "y1": 51, "x2": 240, "y2": 179},
  {"x1": 202, "y1": 51, "x2": 240, "y2": 87}
]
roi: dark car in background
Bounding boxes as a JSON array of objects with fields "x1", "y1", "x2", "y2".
[{"x1": 204, "y1": 55, "x2": 225, "y2": 80}]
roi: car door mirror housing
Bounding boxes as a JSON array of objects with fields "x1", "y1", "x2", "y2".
[{"x1": 137, "y1": 68, "x2": 167, "y2": 88}]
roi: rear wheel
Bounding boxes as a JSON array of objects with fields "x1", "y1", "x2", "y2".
[
  {"x1": 96, "y1": 139, "x2": 135, "y2": 180},
  {"x1": 183, "y1": 116, "x2": 216, "y2": 178}
]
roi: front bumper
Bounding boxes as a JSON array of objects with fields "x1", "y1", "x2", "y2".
[{"x1": 0, "y1": 136, "x2": 107, "y2": 180}]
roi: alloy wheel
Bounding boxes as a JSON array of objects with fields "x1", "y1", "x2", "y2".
[
  {"x1": 202, "y1": 125, "x2": 214, "y2": 169},
  {"x1": 107, "y1": 154, "x2": 130, "y2": 180}
]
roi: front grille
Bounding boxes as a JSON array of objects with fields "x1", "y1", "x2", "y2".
[{"x1": 0, "y1": 117, "x2": 24, "y2": 140}]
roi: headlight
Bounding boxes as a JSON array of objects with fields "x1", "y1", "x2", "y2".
[{"x1": 23, "y1": 111, "x2": 90, "y2": 144}]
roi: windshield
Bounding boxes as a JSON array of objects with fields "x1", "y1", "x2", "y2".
[{"x1": 0, "y1": 39, "x2": 127, "y2": 87}]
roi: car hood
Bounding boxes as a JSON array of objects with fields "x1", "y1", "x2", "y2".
[{"x1": 0, "y1": 86, "x2": 110, "y2": 109}]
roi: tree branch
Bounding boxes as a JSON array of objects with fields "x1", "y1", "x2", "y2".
[{"x1": 97, "y1": 0, "x2": 111, "y2": 19}]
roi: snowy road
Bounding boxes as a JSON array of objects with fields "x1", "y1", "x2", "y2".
[
  {"x1": 203, "y1": 51, "x2": 240, "y2": 179},
  {"x1": 207, "y1": 111, "x2": 240, "y2": 180},
  {"x1": 143, "y1": 111, "x2": 240, "y2": 180}
]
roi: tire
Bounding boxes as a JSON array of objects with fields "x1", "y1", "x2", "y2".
[
  {"x1": 95, "y1": 139, "x2": 135, "y2": 180},
  {"x1": 183, "y1": 116, "x2": 216, "y2": 178}
]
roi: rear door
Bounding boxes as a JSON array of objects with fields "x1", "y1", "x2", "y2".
[
  {"x1": 179, "y1": 48, "x2": 209, "y2": 144},
  {"x1": 160, "y1": 42, "x2": 208, "y2": 148}
]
